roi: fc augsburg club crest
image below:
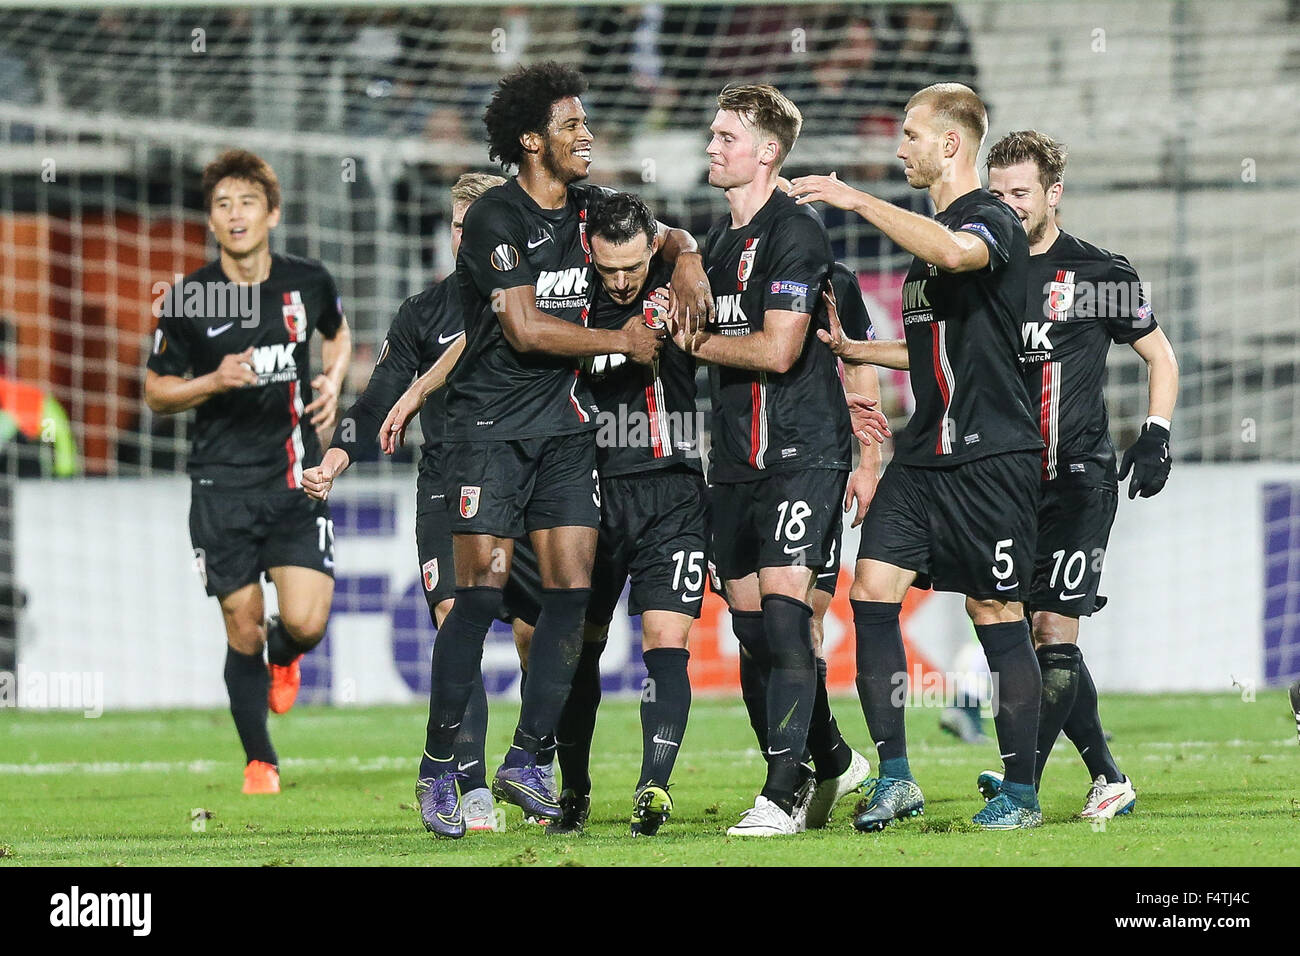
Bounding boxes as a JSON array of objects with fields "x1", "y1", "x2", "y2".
[
  {"x1": 422, "y1": 558, "x2": 438, "y2": 591},
  {"x1": 737, "y1": 237, "x2": 760, "y2": 290},
  {"x1": 1048, "y1": 269, "x2": 1076, "y2": 321},
  {"x1": 459, "y1": 485, "x2": 480, "y2": 519},
  {"x1": 282, "y1": 291, "x2": 308, "y2": 341},
  {"x1": 642, "y1": 299, "x2": 667, "y2": 330}
]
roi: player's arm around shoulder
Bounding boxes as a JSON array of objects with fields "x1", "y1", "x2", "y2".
[
  {"x1": 654, "y1": 219, "x2": 714, "y2": 332},
  {"x1": 495, "y1": 286, "x2": 662, "y2": 363},
  {"x1": 785, "y1": 172, "x2": 991, "y2": 273}
]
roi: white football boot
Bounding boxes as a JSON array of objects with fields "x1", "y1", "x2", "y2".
[{"x1": 727, "y1": 795, "x2": 799, "y2": 837}]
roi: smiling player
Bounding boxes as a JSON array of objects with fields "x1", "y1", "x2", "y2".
[
  {"x1": 975, "y1": 130, "x2": 1179, "y2": 821},
  {"x1": 145, "y1": 149, "x2": 352, "y2": 795}
]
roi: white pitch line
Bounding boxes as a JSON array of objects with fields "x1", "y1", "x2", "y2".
[{"x1": 1, "y1": 740, "x2": 1292, "y2": 776}]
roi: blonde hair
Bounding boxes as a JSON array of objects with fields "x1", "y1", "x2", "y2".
[
  {"x1": 717, "y1": 84, "x2": 803, "y2": 169},
  {"x1": 450, "y1": 172, "x2": 506, "y2": 206},
  {"x1": 906, "y1": 83, "x2": 988, "y2": 147}
]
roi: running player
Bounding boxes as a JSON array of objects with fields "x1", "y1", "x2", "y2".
[
  {"x1": 145, "y1": 149, "x2": 352, "y2": 795},
  {"x1": 790, "y1": 82, "x2": 1047, "y2": 830},
  {"x1": 301, "y1": 172, "x2": 506, "y2": 830},
  {"x1": 413, "y1": 62, "x2": 710, "y2": 838},
  {"x1": 973, "y1": 130, "x2": 1179, "y2": 820},
  {"x1": 685, "y1": 85, "x2": 859, "y2": 837}
]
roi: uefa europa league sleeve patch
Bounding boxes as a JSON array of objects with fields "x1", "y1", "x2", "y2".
[{"x1": 491, "y1": 244, "x2": 520, "y2": 272}]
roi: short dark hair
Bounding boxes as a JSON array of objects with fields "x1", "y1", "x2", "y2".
[
  {"x1": 588, "y1": 192, "x2": 657, "y2": 248},
  {"x1": 986, "y1": 130, "x2": 1068, "y2": 193},
  {"x1": 483, "y1": 62, "x2": 587, "y2": 169},
  {"x1": 202, "y1": 149, "x2": 280, "y2": 211}
]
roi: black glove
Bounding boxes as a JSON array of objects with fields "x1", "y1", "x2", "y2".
[{"x1": 1118, "y1": 422, "x2": 1171, "y2": 499}]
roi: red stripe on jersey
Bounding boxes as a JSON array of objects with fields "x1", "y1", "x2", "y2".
[
  {"x1": 1039, "y1": 363, "x2": 1053, "y2": 480},
  {"x1": 645, "y1": 382, "x2": 665, "y2": 458},
  {"x1": 284, "y1": 380, "x2": 300, "y2": 489},
  {"x1": 931, "y1": 324, "x2": 952, "y2": 455},
  {"x1": 749, "y1": 381, "x2": 762, "y2": 468},
  {"x1": 568, "y1": 371, "x2": 590, "y2": 423}
]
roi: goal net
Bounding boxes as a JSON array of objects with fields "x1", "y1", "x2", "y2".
[{"x1": 2, "y1": 1, "x2": 1298, "y2": 704}]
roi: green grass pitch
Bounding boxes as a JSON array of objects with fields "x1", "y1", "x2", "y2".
[{"x1": 2, "y1": 692, "x2": 1296, "y2": 866}]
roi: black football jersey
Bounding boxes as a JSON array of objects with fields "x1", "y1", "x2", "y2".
[
  {"x1": 332, "y1": 277, "x2": 463, "y2": 480},
  {"x1": 892, "y1": 188, "x2": 1041, "y2": 467},
  {"x1": 583, "y1": 256, "x2": 700, "y2": 478},
  {"x1": 830, "y1": 261, "x2": 875, "y2": 342},
  {"x1": 1022, "y1": 230, "x2": 1158, "y2": 482},
  {"x1": 702, "y1": 188, "x2": 852, "y2": 484},
  {"x1": 445, "y1": 178, "x2": 611, "y2": 441},
  {"x1": 147, "y1": 253, "x2": 345, "y2": 490}
]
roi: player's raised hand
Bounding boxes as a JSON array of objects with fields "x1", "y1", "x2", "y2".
[
  {"x1": 214, "y1": 348, "x2": 259, "y2": 390},
  {"x1": 816, "y1": 288, "x2": 848, "y2": 355},
  {"x1": 301, "y1": 447, "x2": 349, "y2": 501},
  {"x1": 786, "y1": 172, "x2": 863, "y2": 212},
  {"x1": 1118, "y1": 421, "x2": 1171, "y2": 498},
  {"x1": 670, "y1": 252, "x2": 714, "y2": 336},
  {"x1": 843, "y1": 465, "x2": 879, "y2": 528},
  {"x1": 305, "y1": 374, "x2": 339, "y2": 430},
  {"x1": 380, "y1": 386, "x2": 425, "y2": 455},
  {"x1": 845, "y1": 392, "x2": 891, "y2": 445},
  {"x1": 622, "y1": 314, "x2": 665, "y2": 365}
]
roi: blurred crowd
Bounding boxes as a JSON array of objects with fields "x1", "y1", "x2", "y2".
[{"x1": 0, "y1": 4, "x2": 980, "y2": 143}]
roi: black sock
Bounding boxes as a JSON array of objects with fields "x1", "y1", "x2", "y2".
[
  {"x1": 639, "y1": 647, "x2": 690, "y2": 790},
  {"x1": 732, "y1": 610, "x2": 770, "y2": 754},
  {"x1": 851, "y1": 600, "x2": 909, "y2": 774},
  {"x1": 1063, "y1": 652, "x2": 1123, "y2": 783},
  {"x1": 758, "y1": 594, "x2": 816, "y2": 814},
  {"x1": 518, "y1": 667, "x2": 557, "y2": 767},
  {"x1": 265, "y1": 616, "x2": 302, "y2": 667},
  {"x1": 808, "y1": 656, "x2": 852, "y2": 782},
  {"x1": 555, "y1": 639, "x2": 605, "y2": 797},
  {"x1": 975, "y1": 619, "x2": 1041, "y2": 789},
  {"x1": 453, "y1": 672, "x2": 490, "y2": 792},
  {"x1": 420, "y1": 586, "x2": 499, "y2": 778},
  {"x1": 224, "y1": 646, "x2": 276, "y2": 766},
  {"x1": 1034, "y1": 642, "x2": 1081, "y2": 788},
  {"x1": 510, "y1": 588, "x2": 591, "y2": 761}
]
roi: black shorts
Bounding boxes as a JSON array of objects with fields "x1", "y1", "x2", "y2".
[
  {"x1": 814, "y1": 531, "x2": 843, "y2": 597},
  {"x1": 415, "y1": 471, "x2": 455, "y2": 611},
  {"x1": 189, "y1": 486, "x2": 334, "y2": 599},
  {"x1": 857, "y1": 451, "x2": 1039, "y2": 602},
  {"x1": 500, "y1": 535, "x2": 544, "y2": 629},
  {"x1": 710, "y1": 469, "x2": 848, "y2": 584},
  {"x1": 1028, "y1": 469, "x2": 1118, "y2": 617},
  {"x1": 499, "y1": 469, "x2": 708, "y2": 628},
  {"x1": 444, "y1": 432, "x2": 601, "y2": 538},
  {"x1": 587, "y1": 468, "x2": 709, "y2": 625}
]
